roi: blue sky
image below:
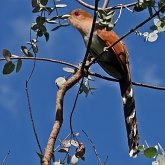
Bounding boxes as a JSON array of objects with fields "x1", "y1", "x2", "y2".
[{"x1": 0, "y1": 0, "x2": 165, "y2": 165}]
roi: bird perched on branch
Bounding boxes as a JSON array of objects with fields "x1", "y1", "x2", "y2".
[{"x1": 67, "y1": 8, "x2": 139, "y2": 157}]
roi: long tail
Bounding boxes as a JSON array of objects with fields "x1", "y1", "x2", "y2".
[{"x1": 119, "y1": 77, "x2": 139, "y2": 157}]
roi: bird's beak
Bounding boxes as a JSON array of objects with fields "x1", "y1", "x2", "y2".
[{"x1": 61, "y1": 14, "x2": 71, "y2": 19}]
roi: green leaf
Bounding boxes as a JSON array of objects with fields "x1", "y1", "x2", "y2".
[
  {"x1": 32, "y1": 5, "x2": 41, "y2": 13},
  {"x1": 150, "y1": 25, "x2": 158, "y2": 30},
  {"x1": 40, "y1": 0, "x2": 48, "y2": 6},
  {"x1": 44, "y1": 32, "x2": 49, "y2": 41},
  {"x1": 36, "y1": 16, "x2": 45, "y2": 26},
  {"x1": 3, "y1": 61, "x2": 15, "y2": 74},
  {"x1": 138, "y1": 145, "x2": 144, "y2": 151},
  {"x1": 31, "y1": 0, "x2": 38, "y2": 7},
  {"x1": 31, "y1": 23, "x2": 38, "y2": 31},
  {"x1": 38, "y1": 24, "x2": 47, "y2": 33},
  {"x1": 16, "y1": 59, "x2": 22, "y2": 73},
  {"x1": 21, "y1": 46, "x2": 29, "y2": 56},
  {"x1": 3, "y1": 49, "x2": 11, "y2": 61},
  {"x1": 27, "y1": 51, "x2": 34, "y2": 57},
  {"x1": 37, "y1": 30, "x2": 43, "y2": 37},
  {"x1": 144, "y1": 147, "x2": 157, "y2": 158},
  {"x1": 32, "y1": 43, "x2": 38, "y2": 53}
]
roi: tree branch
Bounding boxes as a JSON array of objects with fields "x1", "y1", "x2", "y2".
[
  {"x1": 81, "y1": 0, "x2": 99, "y2": 70},
  {"x1": 41, "y1": 69, "x2": 83, "y2": 165},
  {"x1": 90, "y1": 72, "x2": 165, "y2": 90},
  {"x1": 102, "y1": 0, "x2": 110, "y2": 9},
  {"x1": 75, "y1": 0, "x2": 137, "y2": 10},
  {"x1": 0, "y1": 56, "x2": 78, "y2": 69}
]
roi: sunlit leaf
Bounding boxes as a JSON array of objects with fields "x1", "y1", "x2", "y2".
[
  {"x1": 55, "y1": 77, "x2": 66, "y2": 88},
  {"x1": 70, "y1": 155, "x2": 79, "y2": 164},
  {"x1": 3, "y1": 49, "x2": 11, "y2": 61},
  {"x1": 21, "y1": 46, "x2": 29, "y2": 56},
  {"x1": 58, "y1": 147, "x2": 69, "y2": 153},
  {"x1": 71, "y1": 140, "x2": 79, "y2": 147},
  {"x1": 53, "y1": 160, "x2": 64, "y2": 165},
  {"x1": 144, "y1": 147, "x2": 157, "y2": 158},
  {"x1": 61, "y1": 140, "x2": 71, "y2": 147},
  {"x1": 32, "y1": 5, "x2": 41, "y2": 13},
  {"x1": 63, "y1": 67, "x2": 75, "y2": 73},
  {"x1": 55, "y1": 4, "x2": 67, "y2": 8},
  {"x1": 148, "y1": 31, "x2": 158, "y2": 42},
  {"x1": 3, "y1": 61, "x2": 15, "y2": 75},
  {"x1": 46, "y1": 19, "x2": 58, "y2": 24}
]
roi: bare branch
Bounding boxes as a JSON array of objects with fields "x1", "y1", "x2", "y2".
[
  {"x1": 0, "y1": 56, "x2": 78, "y2": 69},
  {"x1": 2, "y1": 150, "x2": 10, "y2": 165},
  {"x1": 102, "y1": 0, "x2": 110, "y2": 9},
  {"x1": 90, "y1": 72, "x2": 165, "y2": 90},
  {"x1": 75, "y1": 0, "x2": 137, "y2": 10},
  {"x1": 82, "y1": 130, "x2": 106, "y2": 165},
  {"x1": 41, "y1": 69, "x2": 83, "y2": 165},
  {"x1": 25, "y1": 81, "x2": 43, "y2": 154},
  {"x1": 81, "y1": 0, "x2": 99, "y2": 70}
]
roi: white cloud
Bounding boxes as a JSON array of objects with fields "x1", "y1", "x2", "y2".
[{"x1": 140, "y1": 65, "x2": 162, "y2": 85}]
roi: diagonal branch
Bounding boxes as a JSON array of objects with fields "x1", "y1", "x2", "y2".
[
  {"x1": 102, "y1": 0, "x2": 110, "y2": 9},
  {"x1": 41, "y1": 68, "x2": 83, "y2": 165}
]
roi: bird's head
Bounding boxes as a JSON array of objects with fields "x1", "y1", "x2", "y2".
[{"x1": 67, "y1": 9, "x2": 93, "y2": 36}]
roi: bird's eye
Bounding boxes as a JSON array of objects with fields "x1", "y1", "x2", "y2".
[{"x1": 74, "y1": 11, "x2": 80, "y2": 16}]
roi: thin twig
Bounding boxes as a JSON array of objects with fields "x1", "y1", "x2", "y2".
[
  {"x1": 114, "y1": 5, "x2": 123, "y2": 24},
  {"x1": 82, "y1": 130, "x2": 106, "y2": 165},
  {"x1": 0, "y1": 56, "x2": 78, "y2": 69},
  {"x1": 69, "y1": 78, "x2": 84, "y2": 135},
  {"x1": 75, "y1": 0, "x2": 137, "y2": 10},
  {"x1": 89, "y1": 72, "x2": 165, "y2": 90},
  {"x1": 25, "y1": 81, "x2": 43, "y2": 154},
  {"x1": 2, "y1": 150, "x2": 10, "y2": 165},
  {"x1": 81, "y1": 0, "x2": 99, "y2": 71},
  {"x1": 102, "y1": 0, "x2": 110, "y2": 9}
]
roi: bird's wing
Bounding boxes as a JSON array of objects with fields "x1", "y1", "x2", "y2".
[{"x1": 95, "y1": 28, "x2": 129, "y2": 79}]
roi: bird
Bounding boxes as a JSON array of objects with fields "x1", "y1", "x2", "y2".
[{"x1": 67, "y1": 8, "x2": 139, "y2": 157}]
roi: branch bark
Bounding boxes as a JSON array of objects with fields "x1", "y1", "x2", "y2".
[
  {"x1": 75, "y1": 0, "x2": 137, "y2": 10},
  {"x1": 41, "y1": 68, "x2": 83, "y2": 165}
]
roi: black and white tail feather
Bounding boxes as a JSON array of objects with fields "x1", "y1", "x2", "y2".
[{"x1": 119, "y1": 77, "x2": 139, "y2": 157}]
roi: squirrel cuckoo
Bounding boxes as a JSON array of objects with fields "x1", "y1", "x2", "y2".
[{"x1": 68, "y1": 9, "x2": 139, "y2": 157}]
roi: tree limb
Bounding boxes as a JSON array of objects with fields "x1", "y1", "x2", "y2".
[
  {"x1": 75, "y1": 0, "x2": 137, "y2": 10},
  {"x1": 90, "y1": 72, "x2": 165, "y2": 90},
  {"x1": 41, "y1": 69, "x2": 83, "y2": 165}
]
